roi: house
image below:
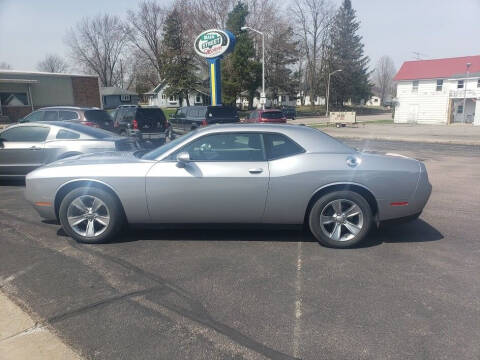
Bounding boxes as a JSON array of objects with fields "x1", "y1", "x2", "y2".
[
  {"x1": 0, "y1": 70, "x2": 100, "y2": 123},
  {"x1": 101, "y1": 87, "x2": 139, "y2": 110},
  {"x1": 145, "y1": 82, "x2": 209, "y2": 108},
  {"x1": 393, "y1": 55, "x2": 480, "y2": 125}
]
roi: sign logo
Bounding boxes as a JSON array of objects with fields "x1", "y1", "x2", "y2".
[{"x1": 194, "y1": 29, "x2": 233, "y2": 58}]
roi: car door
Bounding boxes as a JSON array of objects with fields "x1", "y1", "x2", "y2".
[
  {"x1": 0, "y1": 125, "x2": 50, "y2": 176},
  {"x1": 145, "y1": 132, "x2": 269, "y2": 223}
]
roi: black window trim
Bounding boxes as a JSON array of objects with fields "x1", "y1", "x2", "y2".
[{"x1": 164, "y1": 131, "x2": 305, "y2": 163}]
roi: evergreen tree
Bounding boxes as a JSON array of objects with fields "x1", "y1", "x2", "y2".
[
  {"x1": 160, "y1": 8, "x2": 198, "y2": 105},
  {"x1": 328, "y1": 0, "x2": 371, "y2": 107},
  {"x1": 222, "y1": 2, "x2": 262, "y2": 107}
]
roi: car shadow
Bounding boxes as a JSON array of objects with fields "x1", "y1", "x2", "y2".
[{"x1": 56, "y1": 219, "x2": 443, "y2": 247}]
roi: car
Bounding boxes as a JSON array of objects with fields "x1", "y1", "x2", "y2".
[
  {"x1": 246, "y1": 109, "x2": 287, "y2": 123},
  {"x1": 112, "y1": 105, "x2": 169, "y2": 147},
  {"x1": 168, "y1": 105, "x2": 240, "y2": 139},
  {"x1": 0, "y1": 121, "x2": 136, "y2": 178},
  {"x1": 20, "y1": 107, "x2": 114, "y2": 131},
  {"x1": 280, "y1": 105, "x2": 296, "y2": 120},
  {"x1": 24, "y1": 124, "x2": 432, "y2": 248}
]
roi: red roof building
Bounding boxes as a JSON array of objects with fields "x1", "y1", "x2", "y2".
[{"x1": 393, "y1": 55, "x2": 480, "y2": 125}]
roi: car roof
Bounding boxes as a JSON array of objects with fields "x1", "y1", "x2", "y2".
[
  {"x1": 190, "y1": 123, "x2": 354, "y2": 154},
  {"x1": 260, "y1": 109, "x2": 283, "y2": 112},
  {"x1": 38, "y1": 106, "x2": 101, "y2": 111}
]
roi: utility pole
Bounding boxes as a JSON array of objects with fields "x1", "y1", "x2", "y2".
[
  {"x1": 463, "y1": 62, "x2": 471, "y2": 123},
  {"x1": 241, "y1": 26, "x2": 265, "y2": 109},
  {"x1": 326, "y1": 69, "x2": 342, "y2": 118}
]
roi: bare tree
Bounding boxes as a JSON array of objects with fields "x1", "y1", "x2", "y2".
[
  {"x1": 66, "y1": 14, "x2": 128, "y2": 87},
  {"x1": 0, "y1": 62, "x2": 12, "y2": 70},
  {"x1": 290, "y1": 0, "x2": 334, "y2": 106},
  {"x1": 374, "y1": 55, "x2": 396, "y2": 105},
  {"x1": 37, "y1": 54, "x2": 69, "y2": 73},
  {"x1": 126, "y1": 1, "x2": 168, "y2": 82}
]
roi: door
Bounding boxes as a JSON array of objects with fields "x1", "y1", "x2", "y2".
[
  {"x1": 0, "y1": 125, "x2": 50, "y2": 176},
  {"x1": 146, "y1": 132, "x2": 269, "y2": 223}
]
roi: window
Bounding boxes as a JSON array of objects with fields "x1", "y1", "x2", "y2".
[
  {"x1": 195, "y1": 95, "x2": 202, "y2": 103},
  {"x1": 176, "y1": 133, "x2": 265, "y2": 162},
  {"x1": 169, "y1": 95, "x2": 176, "y2": 102},
  {"x1": 263, "y1": 133, "x2": 305, "y2": 160},
  {"x1": 412, "y1": 81, "x2": 419, "y2": 93},
  {"x1": 436, "y1": 80, "x2": 443, "y2": 92},
  {"x1": 457, "y1": 105, "x2": 464, "y2": 114},
  {"x1": 161, "y1": 94, "x2": 166, "y2": 100},
  {"x1": 84, "y1": 110, "x2": 113, "y2": 126},
  {"x1": 0, "y1": 126, "x2": 50, "y2": 142},
  {"x1": 457, "y1": 80, "x2": 464, "y2": 89},
  {"x1": 59, "y1": 111, "x2": 78, "y2": 121},
  {"x1": 44, "y1": 111, "x2": 59, "y2": 121},
  {"x1": 56, "y1": 129, "x2": 80, "y2": 139},
  {"x1": 0, "y1": 92, "x2": 28, "y2": 106},
  {"x1": 120, "y1": 95, "x2": 131, "y2": 102},
  {"x1": 22, "y1": 111, "x2": 44, "y2": 122},
  {"x1": 57, "y1": 122, "x2": 115, "y2": 139},
  {"x1": 261, "y1": 111, "x2": 284, "y2": 119}
]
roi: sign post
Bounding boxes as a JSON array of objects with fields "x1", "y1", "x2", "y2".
[{"x1": 194, "y1": 29, "x2": 236, "y2": 106}]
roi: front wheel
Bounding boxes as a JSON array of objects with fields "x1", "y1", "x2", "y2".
[
  {"x1": 309, "y1": 191, "x2": 372, "y2": 248},
  {"x1": 59, "y1": 187, "x2": 124, "y2": 244}
]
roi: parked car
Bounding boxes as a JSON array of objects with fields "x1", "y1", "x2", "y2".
[
  {"x1": 168, "y1": 105, "x2": 240, "y2": 138},
  {"x1": 25, "y1": 124, "x2": 431, "y2": 248},
  {"x1": 20, "y1": 107, "x2": 114, "y2": 131},
  {"x1": 0, "y1": 121, "x2": 136, "y2": 178},
  {"x1": 246, "y1": 109, "x2": 287, "y2": 123},
  {"x1": 113, "y1": 105, "x2": 169, "y2": 146},
  {"x1": 280, "y1": 105, "x2": 296, "y2": 120}
]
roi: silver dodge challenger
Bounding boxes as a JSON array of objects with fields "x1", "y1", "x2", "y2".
[{"x1": 25, "y1": 124, "x2": 432, "y2": 248}]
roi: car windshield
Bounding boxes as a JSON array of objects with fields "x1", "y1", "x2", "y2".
[
  {"x1": 262, "y1": 111, "x2": 283, "y2": 119},
  {"x1": 141, "y1": 130, "x2": 198, "y2": 160},
  {"x1": 57, "y1": 122, "x2": 118, "y2": 139},
  {"x1": 84, "y1": 110, "x2": 112, "y2": 123},
  {"x1": 208, "y1": 107, "x2": 237, "y2": 117}
]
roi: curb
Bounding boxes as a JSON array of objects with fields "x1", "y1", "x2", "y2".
[{"x1": 321, "y1": 132, "x2": 480, "y2": 146}]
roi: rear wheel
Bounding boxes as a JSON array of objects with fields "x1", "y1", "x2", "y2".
[
  {"x1": 59, "y1": 187, "x2": 124, "y2": 244},
  {"x1": 309, "y1": 191, "x2": 372, "y2": 248}
]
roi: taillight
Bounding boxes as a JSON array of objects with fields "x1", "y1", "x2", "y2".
[
  {"x1": 132, "y1": 119, "x2": 138, "y2": 129},
  {"x1": 201, "y1": 119, "x2": 208, "y2": 126},
  {"x1": 82, "y1": 121, "x2": 99, "y2": 128}
]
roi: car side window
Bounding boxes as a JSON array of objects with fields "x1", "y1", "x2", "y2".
[
  {"x1": 44, "y1": 111, "x2": 59, "y2": 121},
  {"x1": 23, "y1": 111, "x2": 44, "y2": 122},
  {"x1": 263, "y1": 133, "x2": 305, "y2": 160},
  {"x1": 59, "y1": 111, "x2": 79, "y2": 121},
  {"x1": 250, "y1": 111, "x2": 257, "y2": 119},
  {"x1": 174, "y1": 133, "x2": 265, "y2": 162},
  {"x1": 0, "y1": 126, "x2": 50, "y2": 142},
  {"x1": 56, "y1": 129, "x2": 80, "y2": 139}
]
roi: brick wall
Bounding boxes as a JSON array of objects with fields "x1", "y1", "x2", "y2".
[
  {"x1": 71, "y1": 77, "x2": 101, "y2": 108},
  {"x1": 0, "y1": 106, "x2": 40, "y2": 123}
]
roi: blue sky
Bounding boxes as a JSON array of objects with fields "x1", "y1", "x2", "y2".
[{"x1": 1, "y1": 0, "x2": 479, "y2": 72}]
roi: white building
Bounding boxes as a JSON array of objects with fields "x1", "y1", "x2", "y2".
[
  {"x1": 145, "y1": 82, "x2": 209, "y2": 108},
  {"x1": 365, "y1": 96, "x2": 381, "y2": 106},
  {"x1": 394, "y1": 55, "x2": 480, "y2": 125}
]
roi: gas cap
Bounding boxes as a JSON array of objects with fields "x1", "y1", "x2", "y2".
[{"x1": 346, "y1": 155, "x2": 361, "y2": 168}]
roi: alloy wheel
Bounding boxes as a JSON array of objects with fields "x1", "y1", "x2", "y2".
[
  {"x1": 66, "y1": 195, "x2": 110, "y2": 238},
  {"x1": 319, "y1": 199, "x2": 364, "y2": 242}
]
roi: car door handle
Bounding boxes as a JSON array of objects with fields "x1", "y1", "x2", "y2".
[
  {"x1": 249, "y1": 168, "x2": 263, "y2": 174},
  {"x1": 29, "y1": 146, "x2": 41, "y2": 150}
]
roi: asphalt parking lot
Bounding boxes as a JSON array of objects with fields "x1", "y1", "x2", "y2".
[{"x1": 1, "y1": 139, "x2": 480, "y2": 360}]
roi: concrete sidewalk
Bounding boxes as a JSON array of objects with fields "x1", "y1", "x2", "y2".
[
  {"x1": 292, "y1": 121, "x2": 480, "y2": 146},
  {"x1": 0, "y1": 291, "x2": 82, "y2": 360}
]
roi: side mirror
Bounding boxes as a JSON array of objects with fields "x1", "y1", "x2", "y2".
[{"x1": 176, "y1": 152, "x2": 191, "y2": 167}]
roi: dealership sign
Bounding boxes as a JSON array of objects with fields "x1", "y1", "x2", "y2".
[{"x1": 194, "y1": 29, "x2": 235, "y2": 58}]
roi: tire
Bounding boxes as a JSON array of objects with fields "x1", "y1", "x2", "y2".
[
  {"x1": 308, "y1": 190, "x2": 372, "y2": 248},
  {"x1": 59, "y1": 186, "x2": 124, "y2": 244}
]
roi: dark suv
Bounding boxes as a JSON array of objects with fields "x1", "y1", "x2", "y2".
[
  {"x1": 113, "y1": 105, "x2": 169, "y2": 145},
  {"x1": 168, "y1": 105, "x2": 239, "y2": 138},
  {"x1": 20, "y1": 107, "x2": 114, "y2": 131}
]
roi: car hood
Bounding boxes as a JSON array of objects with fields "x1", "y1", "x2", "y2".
[{"x1": 44, "y1": 151, "x2": 146, "y2": 168}]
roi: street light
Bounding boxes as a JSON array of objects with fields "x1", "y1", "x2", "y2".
[
  {"x1": 241, "y1": 26, "x2": 265, "y2": 109},
  {"x1": 463, "y1": 62, "x2": 472, "y2": 123},
  {"x1": 326, "y1": 69, "x2": 342, "y2": 118}
]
